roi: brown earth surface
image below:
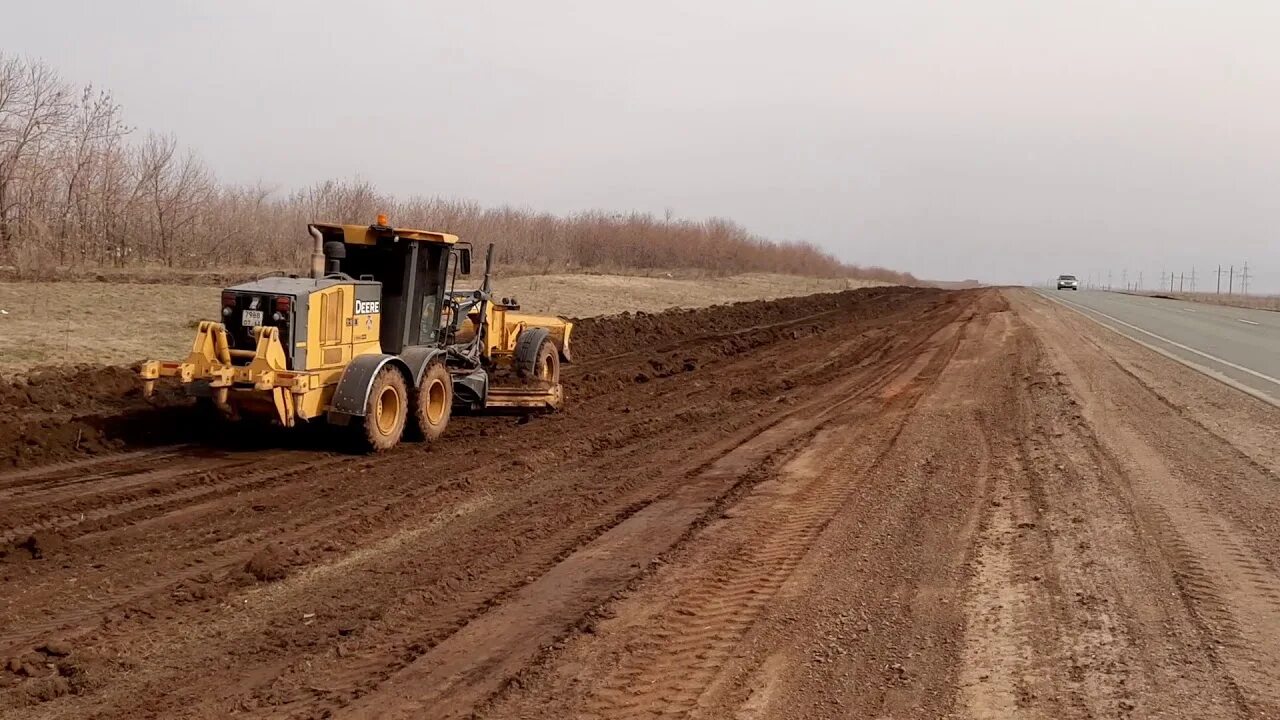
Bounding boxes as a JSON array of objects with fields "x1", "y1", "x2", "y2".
[{"x1": 2, "y1": 286, "x2": 1280, "y2": 719}]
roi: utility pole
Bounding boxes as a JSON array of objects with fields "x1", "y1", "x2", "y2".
[
  {"x1": 1229, "y1": 265, "x2": 1235, "y2": 295},
  {"x1": 1241, "y1": 262, "x2": 1250, "y2": 295},
  {"x1": 1190, "y1": 267, "x2": 1196, "y2": 292},
  {"x1": 1216, "y1": 265, "x2": 1222, "y2": 294},
  {"x1": 1107, "y1": 270, "x2": 1112, "y2": 290}
]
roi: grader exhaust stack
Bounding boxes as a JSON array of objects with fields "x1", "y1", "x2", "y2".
[{"x1": 308, "y1": 224, "x2": 325, "y2": 281}]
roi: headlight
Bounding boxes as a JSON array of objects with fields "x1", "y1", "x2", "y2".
[{"x1": 222, "y1": 306, "x2": 233, "y2": 317}]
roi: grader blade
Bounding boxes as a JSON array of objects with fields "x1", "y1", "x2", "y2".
[{"x1": 485, "y1": 383, "x2": 564, "y2": 411}]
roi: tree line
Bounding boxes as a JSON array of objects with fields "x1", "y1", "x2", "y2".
[{"x1": 0, "y1": 54, "x2": 917, "y2": 283}]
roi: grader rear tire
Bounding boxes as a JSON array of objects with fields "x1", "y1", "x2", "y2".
[
  {"x1": 412, "y1": 361, "x2": 452, "y2": 442},
  {"x1": 359, "y1": 367, "x2": 408, "y2": 452}
]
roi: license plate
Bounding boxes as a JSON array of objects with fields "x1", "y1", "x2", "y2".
[{"x1": 242, "y1": 309, "x2": 263, "y2": 326}]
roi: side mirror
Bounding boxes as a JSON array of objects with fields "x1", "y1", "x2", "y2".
[{"x1": 458, "y1": 247, "x2": 471, "y2": 276}]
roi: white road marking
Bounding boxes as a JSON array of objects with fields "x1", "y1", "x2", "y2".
[
  {"x1": 1036, "y1": 292, "x2": 1280, "y2": 409},
  {"x1": 1183, "y1": 308, "x2": 1197, "y2": 313},
  {"x1": 1237, "y1": 318, "x2": 1260, "y2": 326},
  {"x1": 1044, "y1": 293, "x2": 1280, "y2": 389}
]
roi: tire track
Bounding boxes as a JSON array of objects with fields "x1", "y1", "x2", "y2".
[
  {"x1": 332, "y1": 301, "x2": 975, "y2": 720},
  {"x1": 1136, "y1": 482, "x2": 1280, "y2": 716},
  {"x1": 0, "y1": 294, "x2": 906, "y2": 550},
  {"x1": 1008, "y1": 289, "x2": 1280, "y2": 718},
  {"x1": 958, "y1": 435, "x2": 1052, "y2": 719},
  {"x1": 0, "y1": 447, "x2": 189, "y2": 491},
  {"x1": 0, "y1": 287, "x2": 971, "y2": 719},
  {"x1": 0, "y1": 453, "x2": 347, "y2": 545},
  {"x1": 566, "y1": 317, "x2": 968, "y2": 719}
]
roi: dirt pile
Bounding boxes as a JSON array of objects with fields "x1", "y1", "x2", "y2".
[
  {"x1": 570, "y1": 285, "x2": 932, "y2": 359},
  {"x1": 566, "y1": 286, "x2": 943, "y2": 401},
  {"x1": 0, "y1": 286, "x2": 936, "y2": 471},
  {"x1": 0, "y1": 365, "x2": 149, "y2": 412},
  {"x1": 0, "y1": 364, "x2": 197, "y2": 469},
  {"x1": 243, "y1": 544, "x2": 293, "y2": 582}
]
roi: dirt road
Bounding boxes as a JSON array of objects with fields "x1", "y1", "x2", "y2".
[{"x1": 3, "y1": 286, "x2": 1280, "y2": 719}]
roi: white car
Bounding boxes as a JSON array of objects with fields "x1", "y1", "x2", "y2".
[{"x1": 1056, "y1": 274, "x2": 1079, "y2": 290}]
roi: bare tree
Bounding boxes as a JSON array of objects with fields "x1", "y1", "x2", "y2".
[
  {"x1": 134, "y1": 133, "x2": 214, "y2": 266},
  {"x1": 0, "y1": 54, "x2": 72, "y2": 263},
  {"x1": 0, "y1": 53, "x2": 920, "y2": 284},
  {"x1": 53, "y1": 85, "x2": 128, "y2": 264}
]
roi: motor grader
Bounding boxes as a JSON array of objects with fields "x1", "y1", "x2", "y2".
[{"x1": 139, "y1": 217, "x2": 572, "y2": 450}]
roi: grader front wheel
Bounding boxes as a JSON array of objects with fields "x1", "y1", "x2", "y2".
[
  {"x1": 531, "y1": 339, "x2": 560, "y2": 384},
  {"x1": 360, "y1": 367, "x2": 408, "y2": 452},
  {"x1": 517, "y1": 333, "x2": 560, "y2": 385},
  {"x1": 518, "y1": 336, "x2": 563, "y2": 412}
]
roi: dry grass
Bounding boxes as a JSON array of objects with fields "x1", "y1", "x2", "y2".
[
  {"x1": 1140, "y1": 291, "x2": 1280, "y2": 312},
  {"x1": 0, "y1": 274, "x2": 881, "y2": 373},
  {"x1": 493, "y1": 273, "x2": 878, "y2": 317},
  {"x1": 0, "y1": 283, "x2": 220, "y2": 372}
]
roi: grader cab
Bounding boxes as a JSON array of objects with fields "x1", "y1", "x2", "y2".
[{"x1": 139, "y1": 218, "x2": 572, "y2": 450}]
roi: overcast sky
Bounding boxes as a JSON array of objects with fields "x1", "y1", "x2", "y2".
[{"x1": 3, "y1": 1, "x2": 1278, "y2": 287}]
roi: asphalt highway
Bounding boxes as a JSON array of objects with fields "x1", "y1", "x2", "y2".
[{"x1": 1038, "y1": 289, "x2": 1280, "y2": 405}]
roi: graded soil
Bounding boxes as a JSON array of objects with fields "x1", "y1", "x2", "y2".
[{"x1": 3, "y1": 286, "x2": 1280, "y2": 719}]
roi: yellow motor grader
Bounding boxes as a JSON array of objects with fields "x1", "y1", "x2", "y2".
[{"x1": 139, "y1": 218, "x2": 572, "y2": 450}]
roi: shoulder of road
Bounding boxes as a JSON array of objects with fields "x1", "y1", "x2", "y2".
[{"x1": 1037, "y1": 288, "x2": 1280, "y2": 407}]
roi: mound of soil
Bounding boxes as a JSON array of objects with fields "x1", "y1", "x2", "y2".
[
  {"x1": 0, "y1": 365, "x2": 143, "y2": 413},
  {"x1": 566, "y1": 286, "x2": 942, "y2": 401},
  {"x1": 0, "y1": 286, "x2": 937, "y2": 470},
  {"x1": 0, "y1": 365, "x2": 198, "y2": 469},
  {"x1": 244, "y1": 544, "x2": 290, "y2": 582},
  {"x1": 17, "y1": 532, "x2": 64, "y2": 560},
  {"x1": 570, "y1": 286, "x2": 932, "y2": 359}
]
